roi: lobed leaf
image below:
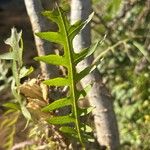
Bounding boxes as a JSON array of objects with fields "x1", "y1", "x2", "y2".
[
  {"x1": 5, "y1": 28, "x2": 23, "y2": 67},
  {"x1": 35, "y1": 6, "x2": 95, "y2": 145}
]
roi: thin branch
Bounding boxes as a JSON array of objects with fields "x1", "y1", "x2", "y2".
[{"x1": 24, "y1": 0, "x2": 58, "y2": 78}]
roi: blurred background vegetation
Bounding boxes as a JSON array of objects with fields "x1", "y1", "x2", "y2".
[
  {"x1": 0, "y1": 0, "x2": 149, "y2": 149},
  {"x1": 92, "y1": 0, "x2": 150, "y2": 149}
]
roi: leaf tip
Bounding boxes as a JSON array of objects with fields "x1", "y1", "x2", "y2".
[{"x1": 33, "y1": 56, "x2": 38, "y2": 61}]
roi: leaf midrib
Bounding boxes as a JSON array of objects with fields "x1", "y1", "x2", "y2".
[{"x1": 59, "y1": 8, "x2": 83, "y2": 145}]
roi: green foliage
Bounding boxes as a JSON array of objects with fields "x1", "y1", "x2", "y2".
[
  {"x1": 0, "y1": 28, "x2": 33, "y2": 121},
  {"x1": 107, "y1": 0, "x2": 122, "y2": 18},
  {"x1": 0, "y1": 8, "x2": 107, "y2": 149},
  {"x1": 0, "y1": 110, "x2": 20, "y2": 150},
  {"x1": 133, "y1": 41, "x2": 150, "y2": 63},
  {"x1": 0, "y1": 28, "x2": 34, "y2": 149},
  {"x1": 0, "y1": 1, "x2": 149, "y2": 149},
  {"x1": 34, "y1": 7, "x2": 97, "y2": 146},
  {"x1": 93, "y1": 0, "x2": 150, "y2": 149},
  {"x1": 0, "y1": 60, "x2": 12, "y2": 92}
]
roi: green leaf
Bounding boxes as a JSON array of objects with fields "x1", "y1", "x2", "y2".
[
  {"x1": 42, "y1": 97, "x2": 71, "y2": 112},
  {"x1": 5, "y1": 28, "x2": 22, "y2": 47},
  {"x1": 42, "y1": 8, "x2": 70, "y2": 31},
  {"x1": 69, "y1": 12, "x2": 94, "y2": 41},
  {"x1": 34, "y1": 55, "x2": 68, "y2": 67},
  {"x1": 107, "y1": 0, "x2": 122, "y2": 18},
  {"x1": 0, "y1": 52, "x2": 14, "y2": 60},
  {"x1": 78, "y1": 84, "x2": 92, "y2": 99},
  {"x1": 76, "y1": 65, "x2": 96, "y2": 82},
  {"x1": 5, "y1": 28, "x2": 23, "y2": 67},
  {"x1": 60, "y1": 126, "x2": 77, "y2": 135},
  {"x1": 43, "y1": 77, "x2": 70, "y2": 86},
  {"x1": 79, "y1": 107, "x2": 94, "y2": 116},
  {"x1": 3, "y1": 103, "x2": 20, "y2": 110},
  {"x1": 21, "y1": 105, "x2": 32, "y2": 120},
  {"x1": 35, "y1": 6, "x2": 95, "y2": 145},
  {"x1": 68, "y1": 20, "x2": 84, "y2": 40},
  {"x1": 47, "y1": 116, "x2": 75, "y2": 125},
  {"x1": 81, "y1": 125, "x2": 92, "y2": 133},
  {"x1": 42, "y1": 10, "x2": 60, "y2": 24},
  {"x1": 19, "y1": 66, "x2": 34, "y2": 79},
  {"x1": 74, "y1": 40, "x2": 100, "y2": 65},
  {"x1": 35, "y1": 32, "x2": 63, "y2": 45},
  {"x1": 85, "y1": 40, "x2": 100, "y2": 58},
  {"x1": 3, "y1": 109, "x2": 16, "y2": 116},
  {"x1": 73, "y1": 48, "x2": 88, "y2": 64},
  {"x1": 82, "y1": 12, "x2": 94, "y2": 30}
]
